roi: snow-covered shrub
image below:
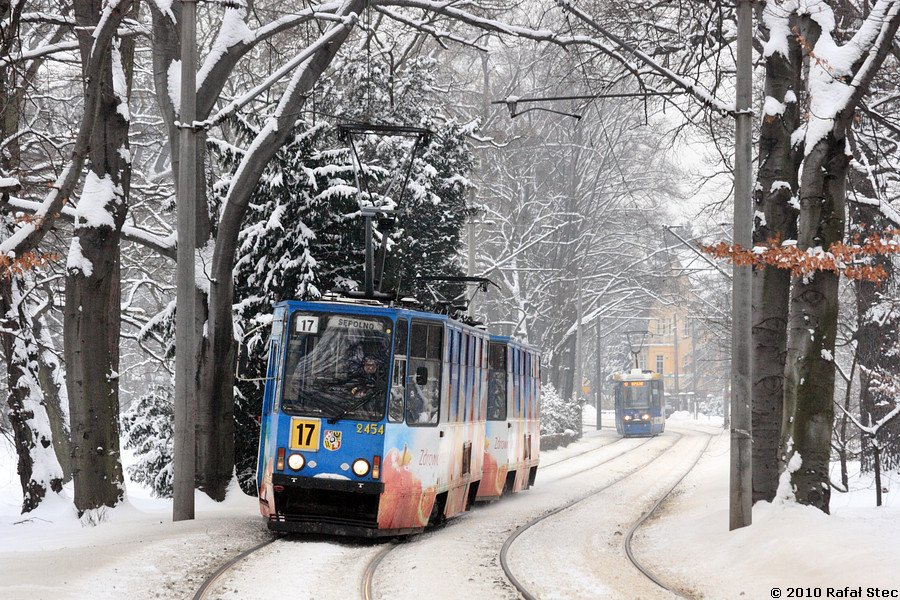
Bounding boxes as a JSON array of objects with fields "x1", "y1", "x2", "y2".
[
  {"x1": 121, "y1": 385, "x2": 174, "y2": 498},
  {"x1": 540, "y1": 382, "x2": 583, "y2": 437}
]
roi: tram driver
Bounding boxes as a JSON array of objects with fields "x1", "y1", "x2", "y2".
[{"x1": 351, "y1": 355, "x2": 383, "y2": 398}]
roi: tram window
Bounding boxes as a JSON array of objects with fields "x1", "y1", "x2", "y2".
[
  {"x1": 389, "y1": 319, "x2": 408, "y2": 423},
  {"x1": 468, "y1": 336, "x2": 478, "y2": 421},
  {"x1": 622, "y1": 380, "x2": 652, "y2": 409},
  {"x1": 487, "y1": 342, "x2": 507, "y2": 421},
  {"x1": 281, "y1": 313, "x2": 391, "y2": 422},
  {"x1": 408, "y1": 322, "x2": 442, "y2": 426},
  {"x1": 266, "y1": 341, "x2": 282, "y2": 415},
  {"x1": 517, "y1": 350, "x2": 524, "y2": 417},
  {"x1": 426, "y1": 325, "x2": 443, "y2": 360},
  {"x1": 411, "y1": 323, "x2": 427, "y2": 359}
]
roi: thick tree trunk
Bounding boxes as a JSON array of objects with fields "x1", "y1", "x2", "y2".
[
  {"x1": 65, "y1": 0, "x2": 135, "y2": 515},
  {"x1": 780, "y1": 132, "x2": 848, "y2": 514},
  {"x1": 1, "y1": 3, "x2": 68, "y2": 508},
  {"x1": 751, "y1": 6, "x2": 802, "y2": 504}
]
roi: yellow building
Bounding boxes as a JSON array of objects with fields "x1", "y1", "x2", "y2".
[
  {"x1": 635, "y1": 270, "x2": 699, "y2": 410},
  {"x1": 638, "y1": 309, "x2": 694, "y2": 408}
]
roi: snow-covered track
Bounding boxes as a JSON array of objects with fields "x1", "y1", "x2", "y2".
[
  {"x1": 193, "y1": 537, "x2": 278, "y2": 600},
  {"x1": 500, "y1": 430, "x2": 715, "y2": 599},
  {"x1": 536, "y1": 434, "x2": 630, "y2": 470},
  {"x1": 623, "y1": 432, "x2": 714, "y2": 598}
]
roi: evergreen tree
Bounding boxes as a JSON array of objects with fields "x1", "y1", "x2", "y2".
[
  {"x1": 215, "y1": 50, "x2": 475, "y2": 493},
  {"x1": 121, "y1": 385, "x2": 174, "y2": 498}
]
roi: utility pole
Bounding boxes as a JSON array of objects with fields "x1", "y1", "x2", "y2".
[
  {"x1": 691, "y1": 318, "x2": 699, "y2": 418},
  {"x1": 573, "y1": 268, "x2": 583, "y2": 431},
  {"x1": 595, "y1": 318, "x2": 602, "y2": 430},
  {"x1": 173, "y1": 0, "x2": 197, "y2": 522},
  {"x1": 730, "y1": 0, "x2": 753, "y2": 531},
  {"x1": 467, "y1": 200, "x2": 476, "y2": 318},
  {"x1": 673, "y1": 314, "x2": 680, "y2": 409}
]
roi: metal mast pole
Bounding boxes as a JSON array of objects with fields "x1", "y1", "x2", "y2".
[
  {"x1": 574, "y1": 269, "x2": 583, "y2": 431},
  {"x1": 730, "y1": 0, "x2": 753, "y2": 531},
  {"x1": 673, "y1": 314, "x2": 680, "y2": 408},
  {"x1": 691, "y1": 318, "x2": 699, "y2": 418},
  {"x1": 174, "y1": 0, "x2": 197, "y2": 522},
  {"x1": 595, "y1": 318, "x2": 602, "y2": 430},
  {"x1": 467, "y1": 207, "x2": 476, "y2": 317}
]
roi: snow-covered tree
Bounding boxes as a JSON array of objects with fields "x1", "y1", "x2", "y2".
[
  {"x1": 1, "y1": 0, "x2": 134, "y2": 514},
  {"x1": 121, "y1": 384, "x2": 174, "y2": 498},
  {"x1": 218, "y1": 45, "x2": 475, "y2": 491}
]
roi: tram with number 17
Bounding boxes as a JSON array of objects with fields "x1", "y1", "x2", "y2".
[
  {"x1": 612, "y1": 369, "x2": 666, "y2": 437},
  {"x1": 254, "y1": 297, "x2": 541, "y2": 536}
]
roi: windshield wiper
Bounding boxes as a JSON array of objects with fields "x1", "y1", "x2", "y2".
[{"x1": 327, "y1": 393, "x2": 373, "y2": 424}]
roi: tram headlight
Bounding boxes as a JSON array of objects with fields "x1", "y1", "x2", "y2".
[
  {"x1": 623, "y1": 414, "x2": 632, "y2": 421},
  {"x1": 287, "y1": 453, "x2": 305, "y2": 471},
  {"x1": 352, "y1": 458, "x2": 371, "y2": 477},
  {"x1": 641, "y1": 414, "x2": 650, "y2": 421}
]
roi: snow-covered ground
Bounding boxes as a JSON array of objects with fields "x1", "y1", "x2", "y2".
[{"x1": 2, "y1": 412, "x2": 899, "y2": 599}]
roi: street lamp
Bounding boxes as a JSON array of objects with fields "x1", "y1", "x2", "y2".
[{"x1": 625, "y1": 330, "x2": 649, "y2": 370}]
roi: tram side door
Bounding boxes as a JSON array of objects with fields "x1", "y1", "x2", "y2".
[
  {"x1": 652, "y1": 379, "x2": 664, "y2": 427},
  {"x1": 613, "y1": 382, "x2": 624, "y2": 435},
  {"x1": 257, "y1": 306, "x2": 286, "y2": 497}
]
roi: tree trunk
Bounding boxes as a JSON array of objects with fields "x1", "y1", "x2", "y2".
[
  {"x1": 0, "y1": 277, "x2": 65, "y2": 512},
  {"x1": 65, "y1": 0, "x2": 135, "y2": 515},
  {"x1": 751, "y1": 5, "x2": 802, "y2": 504},
  {"x1": 1, "y1": 2, "x2": 68, "y2": 509},
  {"x1": 34, "y1": 316, "x2": 72, "y2": 480},
  {"x1": 873, "y1": 442, "x2": 882, "y2": 507},
  {"x1": 780, "y1": 131, "x2": 848, "y2": 514}
]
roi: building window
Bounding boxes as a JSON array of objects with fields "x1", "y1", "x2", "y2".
[
  {"x1": 656, "y1": 355, "x2": 664, "y2": 374},
  {"x1": 639, "y1": 354, "x2": 647, "y2": 370},
  {"x1": 656, "y1": 319, "x2": 664, "y2": 335}
]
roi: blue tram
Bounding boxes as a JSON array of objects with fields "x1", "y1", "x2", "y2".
[
  {"x1": 255, "y1": 297, "x2": 533, "y2": 536},
  {"x1": 612, "y1": 369, "x2": 665, "y2": 437}
]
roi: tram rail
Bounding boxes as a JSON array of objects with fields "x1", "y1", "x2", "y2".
[{"x1": 500, "y1": 430, "x2": 713, "y2": 600}]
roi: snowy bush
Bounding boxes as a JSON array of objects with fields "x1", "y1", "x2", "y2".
[
  {"x1": 121, "y1": 385, "x2": 174, "y2": 498},
  {"x1": 540, "y1": 382, "x2": 583, "y2": 437}
]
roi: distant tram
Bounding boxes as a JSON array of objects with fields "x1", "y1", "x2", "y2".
[
  {"x1": 613, "y1": 369, "x2": 665, "y2": 437},
  {"x1": 254, "y1": 298, "x2": 541, "y2": 537}
]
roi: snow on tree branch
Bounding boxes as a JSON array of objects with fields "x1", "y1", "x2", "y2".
[{"x1": 0, "y1": 0, "x2": 133, "y2": 268}]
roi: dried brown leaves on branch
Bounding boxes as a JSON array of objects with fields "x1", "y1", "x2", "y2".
[
  {"x1": 700, "y1": 230, "x2": 900, "y2": 283},
  {"x1": 0, "y1": 252, "x2": 59, "y2": 279}
]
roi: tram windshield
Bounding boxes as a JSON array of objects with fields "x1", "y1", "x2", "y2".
[
  {"x1": 620, "y1": 380, "x2": 652, "y2": 409},
  {"x1": 281, "y1": 312, "x2": 392, "y2": 421}
]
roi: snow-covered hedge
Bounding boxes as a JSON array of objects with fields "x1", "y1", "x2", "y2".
[{"x1": 540, "y1": 382, "x2": 583, "y2": 439}]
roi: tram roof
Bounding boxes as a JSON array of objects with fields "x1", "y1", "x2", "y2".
[
  {"x1": 613, "y1": 369, "x2": 661, "y2": 381},
  {"x1": 274, "y1": 298, "x2": 485, "y2": 333},
  {"x1": 489, "y1": 333, "x2": 540, "y2": 355}
]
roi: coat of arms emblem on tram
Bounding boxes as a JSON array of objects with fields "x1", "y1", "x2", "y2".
[{"x1": 323, "y1": 430, "x2": 342, "y2": 451}]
